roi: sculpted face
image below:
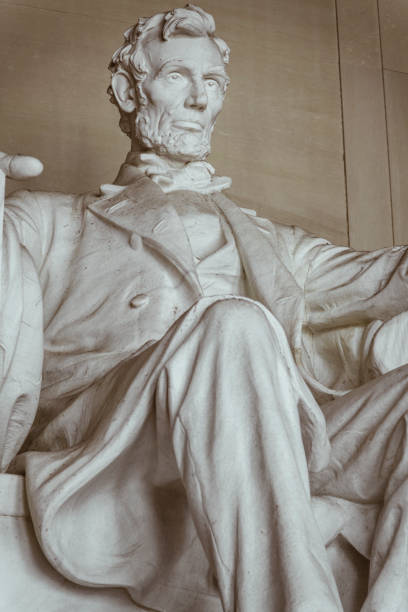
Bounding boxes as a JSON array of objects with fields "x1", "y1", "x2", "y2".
[{"x1": 135, "y1": 36, "x2": 229, "y2": 162}]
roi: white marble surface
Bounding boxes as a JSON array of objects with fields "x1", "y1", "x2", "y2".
[
  {"x1": 0, "y1": 474, "x2": 368, "y2": 612},
  {"x1": 2, "y1": 5, "x2": 408, "y2": 611},
  {"x1": 0, "y1": 475, "x2": 142, "y2": 612}
]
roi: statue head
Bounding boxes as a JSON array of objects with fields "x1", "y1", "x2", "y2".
[{"x1": 108, "y1": 4, "x2": 230, "y2": 163}]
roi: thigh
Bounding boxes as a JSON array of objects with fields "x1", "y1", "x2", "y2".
[{"x1": 311, "y1": 364, "x2": 408, "y2": 502}]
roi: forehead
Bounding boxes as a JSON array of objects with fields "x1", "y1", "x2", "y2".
[{"x1": 144, "y1": 36, "x2": 226, "y2": 74}]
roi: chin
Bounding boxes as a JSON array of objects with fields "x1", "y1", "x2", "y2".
[
  {"x1": 157, "y1": 140, "x2": 211, "y2": 162},
  {"x1": 135, "y1": 114, "x2": 211, "y2": 162},
  {"x1": 147, "y1": 133, "x2": 210, "y2": 163}
]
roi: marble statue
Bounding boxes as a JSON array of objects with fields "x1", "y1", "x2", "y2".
[{"x1": 2, "y1": 4, "x2": 408, "y2": 611}]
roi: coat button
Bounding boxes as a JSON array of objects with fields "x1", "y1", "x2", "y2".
[
  {"x1": 129, "y1": 294, "x2": 149, "y2": 308},
  {"x1": 129, "y1": 234, "x2": 142, "y2": 250}
]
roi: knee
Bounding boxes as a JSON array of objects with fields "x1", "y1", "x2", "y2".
[{"x1": 202, "y1": 298, "x2": 273, "y2": 339}]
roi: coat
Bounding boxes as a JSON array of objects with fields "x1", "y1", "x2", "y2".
[{"x1": 2, "y1": 173, "x2": 408, "y2": 608}]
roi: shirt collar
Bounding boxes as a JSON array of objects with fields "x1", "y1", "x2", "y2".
[{"x1": 101, "y1": 151, "x2": 232, "y2": 196}]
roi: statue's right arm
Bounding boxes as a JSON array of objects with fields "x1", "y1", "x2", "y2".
[
  {"x1": 0, "y1": 153, "x2": 45, "y2": 472},
  {"x1": 0, "y1": 152, "x2": 44, "y2": 270}
]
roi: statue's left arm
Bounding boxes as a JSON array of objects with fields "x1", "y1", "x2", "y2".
[
  {"x1": 304, "y1": 238, "x2": 408, "y2": 385},
  {"x1": 306, "y1": 240, "x2": 408, "y2": 326}
]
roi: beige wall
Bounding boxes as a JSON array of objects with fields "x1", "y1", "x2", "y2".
[
  {"x1": 379, "y1": 0, "x2": 408, "y2": 246},
  {"x1": 336, "y1": 0, "x2": 408, "y2": 249},
  {"x1": 0, "y1": 0, "x2": 406, "y2": 248}
]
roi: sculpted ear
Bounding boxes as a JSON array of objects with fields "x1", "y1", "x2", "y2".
[{"x1": 111, "y1": 71, "x2": 137, "y2": 113}]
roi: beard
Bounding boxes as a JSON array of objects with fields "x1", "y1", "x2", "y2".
[{"x1": 134, "y1": 106, "x2": 212, "y2": 162}]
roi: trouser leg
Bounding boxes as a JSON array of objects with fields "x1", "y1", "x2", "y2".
[
  {"x1": 157, "y1": 297, "x2": 341, "y2": 612},
  {"x1": 310, "y1": 364, "x2": 408, "y2": 612}
]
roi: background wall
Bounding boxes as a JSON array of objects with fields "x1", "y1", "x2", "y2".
[{"x1": 0, "y1": 0, "x2": 407, "y2": 249}]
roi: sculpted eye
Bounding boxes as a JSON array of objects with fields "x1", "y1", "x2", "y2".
[
  {"x1": 205, "y1": 78, "x2": 219, "y2": 89},
  {"x1": 167, "y1": 72, "x2": 184, "y2": 82}
]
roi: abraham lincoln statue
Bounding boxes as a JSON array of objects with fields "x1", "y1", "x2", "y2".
[{"x1": 2, "y1": 5, "x2": 408, "y2": 612}]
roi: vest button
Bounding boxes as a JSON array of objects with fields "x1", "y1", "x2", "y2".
[{"x1": 129, "y1": 294, "x2": 149, "y2": 308}]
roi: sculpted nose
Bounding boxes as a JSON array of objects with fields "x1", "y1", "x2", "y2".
[{"x1": 185, "y1": 81, "x2": 208, "y2": 111}]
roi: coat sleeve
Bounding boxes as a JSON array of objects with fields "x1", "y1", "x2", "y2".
[
  {"x1": 0, "y1": 190, "x2": 45, "y2": 471},
  {"x1": 305, "y1": 241, "x2": 408, "y2": 330},
  {"x1": 303, "y1": 239, "x2": 408, "y2": 393}
]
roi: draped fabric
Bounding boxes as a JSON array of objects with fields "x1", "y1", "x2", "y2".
[
  {"x1": 22, "y1": 297, "x2": 342, "y2": 612},
  {"x1": 3, "y1": 179, "x2": 408, "y2": 610},
  {"x1": 0, "y1": 192, "x2": 43, "y2": 470}
]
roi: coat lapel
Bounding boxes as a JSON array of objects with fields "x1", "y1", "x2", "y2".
[
  {"x1": 87, "y1": 175, "x2": 201, "y2": 294},
  {"x1": 212, "y1": 191, "x2": 304, "y2": 348},
  {"x1": 88, "y1": 175, "x2": 304, "y2": 344}
]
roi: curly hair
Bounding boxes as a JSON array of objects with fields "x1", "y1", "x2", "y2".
[{"x1": 108, "y1": 4, "x2": 230, "y2": 138}]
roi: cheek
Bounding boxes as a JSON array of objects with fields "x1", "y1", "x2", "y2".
[
  {"x1": 208, "y1": 95, "x2": 225, "y2": 122},
  {"x1": 144, "y1": 82, "x2": 186, "y2": 111}
]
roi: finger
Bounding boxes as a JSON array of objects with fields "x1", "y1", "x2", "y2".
[{"x1": 0, "y1": 153, "x2": 43, "y2": 179}]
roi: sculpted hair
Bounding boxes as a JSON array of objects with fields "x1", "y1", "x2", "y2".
[{"x1": 108, "y1": 4, "x2": 230, "y2": 138}]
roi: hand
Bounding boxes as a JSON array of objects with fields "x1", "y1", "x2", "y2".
[
  {"x1": 365, "y1": 311, "x2": 408, "y2": 377},
  {"x1": 0, "y1": 152, "x2": 43, "y2": 179}
]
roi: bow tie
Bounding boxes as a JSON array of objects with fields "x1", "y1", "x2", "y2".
[{"x1": 116, "y1": 151, "x2": 232, "y2": 195}]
